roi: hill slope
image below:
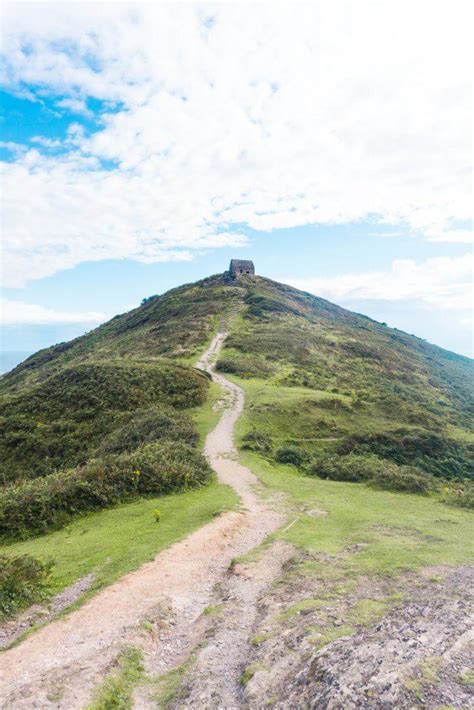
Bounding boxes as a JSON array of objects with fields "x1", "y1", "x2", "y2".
[{"x1": 2, "y1": 272, "x2": 473, "y2": 484}]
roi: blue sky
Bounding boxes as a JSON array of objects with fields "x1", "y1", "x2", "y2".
[{"x1": 1, "y1": 2, "x2": 472, "y2": 370}]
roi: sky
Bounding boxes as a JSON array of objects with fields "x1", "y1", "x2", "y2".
[{"x1": 0, "y1": 0, "x2": 473, "y2": 371}]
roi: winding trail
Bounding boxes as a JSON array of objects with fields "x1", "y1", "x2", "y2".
[{"x1": 0, "y1": 330, "x2": 286, "y2": 709}]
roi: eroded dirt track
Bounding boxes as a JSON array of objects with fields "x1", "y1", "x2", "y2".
[{"x1": 0, "y1": 331, "x2": 286, "y2": 709}]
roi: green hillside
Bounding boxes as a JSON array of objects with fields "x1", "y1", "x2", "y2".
[
  {"x1": 2, "y1": 272, "x2": 473, "y2": 486},
  {"x1": 0, "y1": 269, "x2": 472, "y2": 620}
]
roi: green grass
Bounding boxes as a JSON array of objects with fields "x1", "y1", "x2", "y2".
[
  {"x1": 243, "y1": 451, "x2": 473, "y2": 575},
  {"x1": 149, "y1": 640, "x2": 207, "y2": 707},
  {"x1": 190, "y1": 380, "x2": 222, "y2": 448},
  {"x1": 1, "y1": 479, "x2": 238, "y2": 598},
  {"x1": 87, "y1": 645, "x2": 144, "y2": 710},
  {"x1": 234, "y1": 375, "x2": 473, "y2": 576}
]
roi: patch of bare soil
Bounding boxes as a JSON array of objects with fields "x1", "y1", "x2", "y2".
[
  {"x1": 241, "y1": 561, "x2": 474, "y2": 709},
  {"x1": 0, "y1": 329, "x2": 286, "y2": 709},
  {"x1": 163, "y1": 540, "x2": 294, "y2": 709}
]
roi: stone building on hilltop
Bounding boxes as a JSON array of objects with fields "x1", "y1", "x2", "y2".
[{"x1": 229, "y1": 259, "x2": 255, "y2": 277}]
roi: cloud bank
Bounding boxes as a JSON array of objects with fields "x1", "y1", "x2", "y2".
[
  {"x1": 1, "y1": 1, "x2": 472, "y2": 286},
  {"x1": 286, "y1": 253, "x2": 473, "y2": 312},
  {"x1": 0, "y1": 298, "x2": 106, "y2": 325}
]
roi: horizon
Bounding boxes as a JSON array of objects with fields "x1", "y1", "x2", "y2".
[{"x1": 1, "y1": 2, "x2": 473, "y2": 365}]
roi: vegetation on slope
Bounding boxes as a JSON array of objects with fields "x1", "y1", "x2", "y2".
[
  {"x1": 0, "y1": 553, "x2": 52, "y2": 619},
  {"x1": 0, "y1": 361, "x2": 208, "y2": 483},
  {"x1": 1, "y1": 270, "x2": 472, "y2": 622},
  {"x1": 0, "y1": 442, "x2": 213, "y2": 539},
  {"x1": 217, "y1": 277, "x2": 473, "y2": 481},
  {"x1": 1, "y1": 275, "x2": 243, "y2": 393}
]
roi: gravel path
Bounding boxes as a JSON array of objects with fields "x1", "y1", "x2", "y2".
[{"x1": 0, "y1": 330, "x2": 286, "y2": 709}]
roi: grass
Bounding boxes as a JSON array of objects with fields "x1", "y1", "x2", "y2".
[
  {"x1": 242, "y1": 451, "x2": 473, "y2": 575},
  {"x1": 149, "y1": 640, "x2": 207, "y2": 707},
  {"x1": 87, "y1": 645, "x2": 144, "y2": 710},
  {"x1": 190, "y1": 380, "x2": 222, "y2": 448},
  {"x1": 0, "y1": 479, "x2": 238, "y2": 599},
  {"x1": 233, "y1": 371, "x2": 473, "y2": 577}
]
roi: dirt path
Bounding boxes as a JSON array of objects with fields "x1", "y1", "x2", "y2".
[{"x1": 0, "y1": 330, "x2": 286, "y2": 709}]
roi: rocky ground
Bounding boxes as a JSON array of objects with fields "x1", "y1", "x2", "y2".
[{"x1": 240, "y1": 563, "x2": 474, "y2": 709}]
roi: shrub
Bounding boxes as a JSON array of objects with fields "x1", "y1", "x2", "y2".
[
  {"x1": 370, "y1": 463, "x2": 434, "y2": 495},
  {"x1": 442, "y1": 482, "x2": 474, "y2": 509},
  {"x1": 0, "y1": 442, "x2": 213, "y2": 539},
  {"x1": 95, "y1": 407, "x2": 198, "y2": 456},
  {"x1": 275, "y1": 445, "x2": 310, "y2": 467},
  {"x1": 337, "y1": 429, "x2": 473, "y2": 480},
  {"x1": 216, "y1": 355, "x2": 275, "y2": 378},
  {"x1": 309, "y1": 453, "x2": 383, "y2": 482},
  {"x1": 0, "y1": 554, "x2": 53, "y2": 619},
  {"x1": 241, "y1": 429, "x2": 273, "y2": 455},
  {"x1": 0, "y1": 363, "x2": 206, "y2": 483},
  {"x1": 308, "y1": 453, "x2": 433, "y2": 495}
]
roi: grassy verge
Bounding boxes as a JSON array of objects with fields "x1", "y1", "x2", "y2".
[
  {"x1": 234, "y1": 376, "x2": 473, "y2": 576},
  {"x1": 1, "y1": 480, "x2": 237, "y2": 599},
  {"x1": 243, "y1": 452, "x2": 473, "y2": 574},
  {"x1": 190, "y1": 380, "x2": 222, "y2": 449}
]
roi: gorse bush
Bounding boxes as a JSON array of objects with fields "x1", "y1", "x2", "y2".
[
  {"x1": 309, "y1": 453, "x2": 383, "y2": 482},
  {"x1": 0, "y1": 361, "x2": 206, "y2": 483},
  {"x1": 241, "y1": 429, "x2": 273, "y2": 454},
  {"x1": 2, "y1": 362, "x2": 208, "y2": 419},
  {"x1": 442, "y1": 482, "x2": 474, "y2": 509},
  {"x1": 337, "y1": 429, "x2": 473, "y2": 480},
  {"x1": 369, "y1": 464, "x2": 434, "y2": 495},
  {"x1": 308, "y1": 452, "x2": 433, "y2": 495},
  {"x1": 216, "y1": 355, "x2": 275, "y2": 378},
  {"x1": 275, "y1": 445, "x2": 310, "y2": 467},
  {"x1": 0, "y1": 554, "x2": 53, "y2": 618},
  {"x1": 95, "y1": 407, "x2": 198, "y2": 456},
  {"x1": 0, "y1": 442, "x2": 212, "y2": 539}
]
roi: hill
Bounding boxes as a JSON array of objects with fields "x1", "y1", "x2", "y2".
[
  {"x1": 0, "y1": 267, "x2": 473, "y2": 707},
  {"x1": 3, "y1": 271, "x2": 472, "y2": 484}
]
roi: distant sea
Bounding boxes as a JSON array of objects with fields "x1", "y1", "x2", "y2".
[{"x1": 0, "y1": 351, "x2": 33, "y2": 375}]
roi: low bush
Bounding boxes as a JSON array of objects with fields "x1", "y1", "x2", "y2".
[
  {"x1": 241, "y1": 429, "x2": 273, "y2": 455},
  {"x1": 0, "y1": 554, "x2": 53, "y2": 619},
  {"x1": 216, "y1": 355, "x2": 275, "y2": 378},
  {"x1": 0, "y1": 362, "x2": 206, "y2": 484},
  {"x1": 95, "y1": 407, "x2": 197, "y2": 455},
  {"x1": 370, "y1": 464, "x2": 434, "y2": 495},
  {"x1": 337, "y1": 429, "x2": 473, "y2": 480},
  {"x1": 309, "y1": 453, "x2": 433, "y2": 495},
  {"x1": 0, "y1": 442, "x2": 213, "y2": 539},
  {"x1": 309, "y1": 453, "x2": 382, "y2": 482},
  {"x1": 275, "y1": 445, "x2": 310, "y2": 467},
  {"x1": 442, "y1": 482, "x2": 474, "y2": 509}
]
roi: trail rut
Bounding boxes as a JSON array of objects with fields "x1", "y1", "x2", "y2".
[{"x1": 0, "y1": 330, "x2": 286, "y2": 709}]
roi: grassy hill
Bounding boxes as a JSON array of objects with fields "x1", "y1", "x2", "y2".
[
  {"x1": 217, "y1": 276, "x2": 473, "y2": 482},
  {"x1": 2, "y1": 272, "x2": 473, "y2": 486},
  {"x1": 1, "y1": 270, "x2": 472, "y2": 619}
]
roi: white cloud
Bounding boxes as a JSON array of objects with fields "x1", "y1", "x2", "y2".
[
  {"x1": 0, "y1": 298, "x2": 106, "y2": 325},
  {"x1": 286, "y1": 253, "x2": 474, "y2": 311},
  {"x1": 31, "y1": 136, "x2": 62, "y2": 148},
  {"x1": 0, "y1": 1, "x2": 473, "y2": 285},
  {"x1": 55, "y1": 97, "x2": 92, "y2": 116},
  {"x1": 0, "y1": 141, "x2": 27, "y2": 156}
]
